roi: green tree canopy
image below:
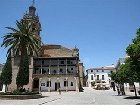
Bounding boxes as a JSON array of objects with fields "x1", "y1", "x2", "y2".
[
  {"x1": 126, "y1": 28, "x2": 140, "y2": 82},
  {"x1": 0, "y1": 53, "x2": 12, "y2": 90}
]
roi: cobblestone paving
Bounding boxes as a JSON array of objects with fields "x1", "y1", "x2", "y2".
[{"x1": 0, "y1": 87, "x2": 140, "y2": 105}]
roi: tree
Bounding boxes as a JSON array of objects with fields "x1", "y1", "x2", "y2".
[
  {"x1": 0, "y1": 53, "x2": 12, "y2": 91},
  {"x1": 1, "y1": 20, "x2": 41, "y2": 89},
  {"x1": 112, "y1": 29, "x2": 140, "y2": 97},
  {"x1": 111, "y1": 63, "x2": 128, "y2": 83},
  {"x1": 126, "y1": 28, "x2": 140, "y2": 97},
  {"x1": 126, "y1": 28, "x2": 140, "y2": 79},
  {"x1": 16, "y1": 53, "x2": 29, "y2": 87},
  {"x1": 111, "y1": 64, "x2": 127, "y2": 95}
]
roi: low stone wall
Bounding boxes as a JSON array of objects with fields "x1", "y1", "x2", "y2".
[{"x1": 0, "y1": 94, "x2": 42, "y2": 100}]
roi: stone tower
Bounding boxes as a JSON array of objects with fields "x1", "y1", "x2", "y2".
[
  {"x1": 8, "y1": 2, "x2": 41, "y2": 92},
  {"x1": 22, "y1": 2, "x2": 41, "y2": 41}
]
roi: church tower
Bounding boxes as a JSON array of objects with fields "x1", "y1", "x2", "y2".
[
  {"x1": 22, "y1": 0, "x2": 41, "y2": 41},
  {"x1": 8, "y1": 1, "x2": 42, "y2": 92}
]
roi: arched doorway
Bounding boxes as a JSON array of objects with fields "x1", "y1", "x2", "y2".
[
  {"x1": 55, "y1": 82, "x2": 60, "y2": 91},
  {"x1": 33, "y1": 78, "x2": 39, "y2": 91}
]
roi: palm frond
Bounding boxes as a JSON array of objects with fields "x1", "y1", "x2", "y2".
[{"x1": 6, "y1": 27, "x2": 18, "y2": 33}]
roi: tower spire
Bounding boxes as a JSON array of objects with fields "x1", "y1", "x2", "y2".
[
  {"x1": 29, "y1": 0, "x2": 36, "y2": 16},
  {"x1": 32, "y1": 0, "x2": 35, "y2": 7}
]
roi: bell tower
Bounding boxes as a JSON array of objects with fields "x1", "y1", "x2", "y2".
[
  {"x1": 22, "y1": 0, "x2": 41, "y2": 41},
  {"x1": 29, "y1": 0, "x2": 36, "y2": 16},
  {"x1": 8, "y1": 0, "x2": 42, "y2": 92}
]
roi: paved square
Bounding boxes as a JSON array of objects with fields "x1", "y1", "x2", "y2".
[{"x1": 0, "y1": 87, "x2": 140, "y2": 105}]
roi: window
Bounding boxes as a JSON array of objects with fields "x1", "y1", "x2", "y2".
[
  {"x1": 41, "y1": 83, "x2": 45, "y2": 86},
  {"x1": 64, "y1": 81, "x2": 68, "y2": 87},
  {"x1": 102, "y1": 70, "x2": 104, "y2": 72},
  {"x1": 67, "y1": 60, "x2": 70, "y2": 64},
  {"x1": 42, "y1": 60, "x2": 44, "y2": 65},
  {"x1": 53, "y1": 70, "x2": 56, "y2": 74},
  {"x1": 96, "y1": 81, "x2": 100, "y2": 83},
  {"x1": 61, "y1": 61, "x2": 64, "y2": 64},
  {"x1": 39, "y1": 69, "x2": 41, "y2": 74},
  {"x1": 67, "y1": 69, "x2": 71, "y2": 73},
  {"x1": 102, "y1": 75, "x2": 104, "y2": 80},
  {"x1": 46, "y1": 81, "x2": 51, "y2": 87},
  {"x1": 71, "y1": 68, "x2": 73, "y2": 70},
  {"x1": 97, "y1": 75, "x2": 99, "y2": 80},
  {"x1": 34, "y1": 68, "x2": 40, "y2": 74},
  {"x1": 42, "y1": 68, "x2": 46, "y2": 74},
  {"x1": 71, "y1": 82, "x2": 73, "y2": 86},
  {"x1": 91, "y1": 75, "x2": 93, "y2": 80},
  {"x1": 91, "y1": 70, "x2": 93, "y2": 72},
  {"x1": 60, "y1": 69, "x2": 63, "y2": 73}
]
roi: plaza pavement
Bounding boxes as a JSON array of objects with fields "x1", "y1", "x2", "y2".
[{"x1": 0, "y1": 87, "x2": 140, "y2": 105}]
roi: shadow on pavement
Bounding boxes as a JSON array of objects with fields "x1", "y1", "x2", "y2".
[
  {"x1": 124, "y1": 96, "x2": 140, "y2": 99},
  {"x1": 41, "y1": 96, "x2": 49, "y2": 98},
  {"x1": 112, "y1": 95, "x2": 132, "y2": 97}
]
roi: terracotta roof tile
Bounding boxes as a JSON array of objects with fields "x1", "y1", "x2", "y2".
[{"x1": 40, "y1": 44, "x2": 79, "y2": 58}]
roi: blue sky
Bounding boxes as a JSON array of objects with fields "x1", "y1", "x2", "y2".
[{"x1": 0, "y1": 0, "x2": 140, "y2": 69}]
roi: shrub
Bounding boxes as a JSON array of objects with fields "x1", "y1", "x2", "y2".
[
  {"x1": 91, "y1": 81, "x2": 95, "y2": 86},
  {"x1": 0, "y1": 90, "x2": 39, "y2": 95}
]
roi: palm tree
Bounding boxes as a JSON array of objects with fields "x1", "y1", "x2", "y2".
[{"x1": 1, "y1": 20, "x2": 41, "y2": 89}]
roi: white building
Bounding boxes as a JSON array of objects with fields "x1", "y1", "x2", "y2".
[{"x1": 86, "y1": 65, "x2": 116, "y2": 88}]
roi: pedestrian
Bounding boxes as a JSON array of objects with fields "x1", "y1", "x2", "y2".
[
  {"x1": 111, "y1": 82, "x2": 116, "y2": 91},
  {"x1": 116, "y1": 84, "x2": 120, "y2": 95},
  {"x1": 112, "y1": 84, "x2": 116, "y2": 91},
  {"x1": 120, "y1": 84, "x2": 125, "y2": 95},
  {"x1": 58, "y1": 88, "x2": 61, "y2": 95}
]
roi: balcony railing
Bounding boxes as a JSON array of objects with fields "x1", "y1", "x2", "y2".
[{"x1": 32, "y1": 73, "x2": 77, "y2": 78}]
